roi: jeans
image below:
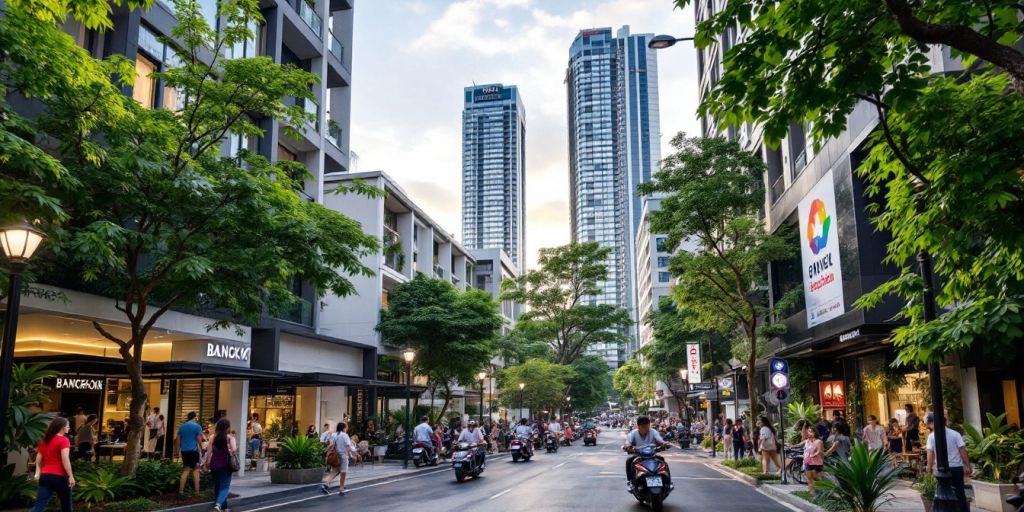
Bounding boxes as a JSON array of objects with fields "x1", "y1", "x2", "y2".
[
  {"x1": 211, "y1": 469, "x2": 233, "y2": 508},
  {"x1": 734, "y1": 441, "x2": 745, "y2": 459},
  {"x1": 950, "y1": 466, "x2": 969, "y2": 512},
  {"x1": 31, "y1": 474, "x2": 72, "y2": 512},
  {"x1": 248, "y1": 438, "x2": 261, "y2": 458}
]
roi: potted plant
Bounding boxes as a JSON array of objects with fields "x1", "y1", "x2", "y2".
[
  {"x1": 913, "y1": 472, "x2": 937, "y2": 512},
  {"x1": 372, "y1": 431, "x2": 389, "y2": 459},
  {"x1": 963, "y1": 413, "x2": 1024, "y2": 512},
  {"x1": 270, "y1": 436, "x2": 325, "y2": 484}
]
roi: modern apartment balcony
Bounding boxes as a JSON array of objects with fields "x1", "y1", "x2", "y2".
[
  {"x1": 279, "y1": 96, "x2": 319, "y2": 152},
  {"x1": 433, "y1": 264, "x2": 444, "y2": 279},
  {"x1": 383, "y1": 225, "x2": 404, "y2": 273},
  {"x1": 324, "y1": 121, "x2": 348, "y2": 172},
  {"x1": 325, "y1": 30, "x2": 351, "y2": 88},
  {"x1": 271, "y1": 296, "x2": 314, "y2": 327},
  {"x1": 281, "y1": 0, "x2": 322, "y2": 60}
]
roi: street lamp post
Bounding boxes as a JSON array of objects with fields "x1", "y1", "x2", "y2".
[
  {"x1": 402, "y1": 348, "x2": 415, "y2": 469},
  {"x1": 647, "y1": 34, "x2": 695, "y2": 50},
  {"x1": 678, "y1": 368, "x2": 688, "y2": 422},
  {"x1": 0, "y1": 221, "x2": 46, "y2": 465},
  {"x1": 477, "y1": 370, "x2": 487, "y2": 426},
  {"x1": 518, "y1": 382, "x2": 525, "y2": 422}
]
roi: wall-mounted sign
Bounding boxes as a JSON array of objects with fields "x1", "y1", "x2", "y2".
[
  {"x1": 54, "y1": 377, "x2": 104, "y2": 392},
  {"x1": 690, "y1": 382, "x2": 714, "y2": 391},
  {"x1": 798, "y1": 170, "x2": 846, "y2": 327},
  {"x1": 479, "y1": 86, "x2": 501, "y2": 94},
  {"x1": 686, "y1": 343, "x2": 702, "y2": 383},
  {"x1": 718, "y1": 377, "x2": 734, "y2": 391},
  {"x1": 838, "y1": 329, "x2": 861, "y2": 343},
  {"x1": 206, "y1": 342, "x2": 251, "y2": 362},
  {"x1": 819, "y1": 380, "x2": 846, "y2": 409}
]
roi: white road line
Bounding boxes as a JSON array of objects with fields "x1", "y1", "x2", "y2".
[
  {"x1": 488, "y1": 488, "x2": 513, "y2": 500},
  {"x1": 756, "y1": 488, "x2": 803, "y2": 512},
  {"x1": 552, "y1": 461, "x2": 568, "y2": 469},
  {"x1": 242, "y1": 466, "x2": 450, "y2": 512}
]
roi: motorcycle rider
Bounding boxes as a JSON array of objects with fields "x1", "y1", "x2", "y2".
[
  {"x1": 548, "y1": 418, "x2": 563, "y2": 443},
  {"x1": 413, "y1": 416, "x2": 436, "y2": 461},
  {"x1": 623, "y1": 416, "x2": 672, "y2": 489},
  {"x1": 457, "y1": 420, "x2": 486, "y2": 468},
  {"x1": 513, "y1": 418, "x2": 534, "y2": 452}
]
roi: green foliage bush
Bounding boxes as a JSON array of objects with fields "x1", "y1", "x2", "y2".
[
  {"x1": 0, "y1": 464, "x2": 36, "y2": 508},
  {"x1": 816, "y1": 442, "x2": 899, "y2": 512},
  {"x1": 276, "y1": 435, "x2": 326, "y2": 470},
  {"x1": 962, "y1": 413, "x2": 1024, "y2": 483},
  {"x1": 103, "y1": 498, "x2": 162, "y2": 512},
  {"x1": 736, "y1": 467, "x2": 781, "y2": 481},
  {"x1": 723, "y1": 457, "x2": 759, "y2": 469},
  {"x1": 74, "y1": 467, "x2": 138, "y2": 504},
  {"x1": 132, "y1": 459, "x2": 184, "y2": 495}
]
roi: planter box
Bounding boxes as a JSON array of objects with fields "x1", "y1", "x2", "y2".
[
  {"x1": 373, "y1": 445, "x2": 387, "y2": 457},
  {"x1": 270, "y1": 467, "x2": 324, "y2": 485},
  {"x1": 973, "y1": 480, "x2": 1017, "y2": 512},
  {"x1": 920, "y1": 496, "x2": 933, "y2": 512}
]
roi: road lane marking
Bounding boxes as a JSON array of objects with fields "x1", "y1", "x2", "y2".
[
  {"x1": 552, "y1": 461, "x2": 568, "y2": 469},
  {"x1": 488, "y1": 488, "x2": 512, "y2": 500}
]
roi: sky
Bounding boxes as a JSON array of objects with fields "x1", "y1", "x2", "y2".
[{"x1": 349, "y1": 0, "x2": 701, "y2": 270}]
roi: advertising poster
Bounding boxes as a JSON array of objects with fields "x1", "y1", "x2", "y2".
[
  {"x1": 686, "y1": 343, "x2": 701, "y2": 383},
  {"x1": 798, "y1": 170, "x2": 845, "y2": 327}
]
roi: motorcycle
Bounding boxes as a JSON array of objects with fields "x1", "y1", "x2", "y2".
[
  {"x1": 411, "y1": 441, "x2": 439, "y2": 467},
  {"x1": 627, "y1": 445, "x2": 673, "y2": 512},
  {"x1": 451, "y1": 442, "x2": 484, "y2": 482},
  {"x1": 510, "y1": 435, "x2": 534, "y2": 462},
  {"x1": 1007, "y1": 470, "x2": 1024, "y2": 512},
  {"x1": 545, "y1": 432, "x2": 560, "y2": 453},
  {"x1": 583, "y1": 428, "x2": 597, "y2": 446},
  {"x1": 678, "y1": 429, "x2": 691, "y2": 449}
]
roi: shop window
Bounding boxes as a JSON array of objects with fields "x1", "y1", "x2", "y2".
[
  {"x1": 381, "y1": 289, "x2": 389, "y2": 309},
  {"x1": 133, "y1": 55, "x2": 158, "y2": 108}
]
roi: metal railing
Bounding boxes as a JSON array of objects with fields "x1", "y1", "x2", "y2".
[
  {"x1": 433, "y1": 264, "x2": 444, "y2": 279},
  {"x1": 303, "y1": 98, "x2": 319, "y2": 130},
  {"x1": 327, "y1": 122, "x2": 341, "y2": 147},
  {"x1": 291, "y1": 0, "x2": 322, "y2": 38},
  {"x1": 383, "y1": 225, "x2": 402, "y2": 272},
  {"x1": 272, "y1": 297, "x2": 313, "y2": 326},
  {"x1": 770, "y1": 174, "x2": 785, "y2": 203},
  {"x1": 329, "y1": 31, "x2": 344, "y2": 64}
]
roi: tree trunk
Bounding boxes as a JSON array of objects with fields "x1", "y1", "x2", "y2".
[
  {"x1": 120, "y1": 357, "x2": 149, "y2": 476},
  {"x1": 746, "y1": 326, "x2": 759, "y2": 423},
  {"x1": 436, "y1": 382, "x2": 452, "y2": 423}
]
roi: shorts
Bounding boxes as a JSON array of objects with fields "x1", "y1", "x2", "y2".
[
  {"x1": 805, "y1": 464, "x2": 823, "y2": 472},
  {"x1": 181, "y1": 450, "x2": 200, "y2": 468},
  {"x1": 338, "y1": 456, "x2": 350, "y2": 473}
]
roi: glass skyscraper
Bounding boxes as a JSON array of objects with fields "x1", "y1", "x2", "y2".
[
  {"x1": 461, "y1": 84, "x2": 526, "y2": 269},
  {"x1": 566, "y1": 26, "x2": 660, "y2": 368}
]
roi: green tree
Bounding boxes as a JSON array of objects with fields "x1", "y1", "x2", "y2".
[
  {"x1": 498, "y1": 359, "x2": 575, "y2": 418},
  {"x1": 639, "y1": 135, "x2": 797, "y2": 421},
  {"x1": 566, "y1": 355, "x2": 610, "y2": 415},
  {"x1": 637, "y1": 297, "x2": 702, "y2": 414},
  {"x1": 494, "y1": 328, "x2": 552, "y2": 366},
  {"x1": 35, "y1": 0, "x2": 378, "y2": 475},
  {"x1": 613, "y1": 357, "x2": 653, "y2": 406},
  {"x1": 500, "y1": 242, "x2": 631, "y2": 365},
  {"x1": 376, "y1": 274, "x2": 501, "y2": 420}
]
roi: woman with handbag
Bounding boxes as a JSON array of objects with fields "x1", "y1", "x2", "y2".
[
  {"x1": 201, "y1": 418, "x2": 238, "y2": 512},
  {"x1": 758, "y1": 416, "x2": 783, "y2": 475},
  {"x1": 321, "y1": 422, "x2": 357, "y2": 496}
]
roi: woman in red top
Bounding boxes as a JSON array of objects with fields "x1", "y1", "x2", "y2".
[{"x1": 31, "y1": 416, "x2": 76, "y2": 512}]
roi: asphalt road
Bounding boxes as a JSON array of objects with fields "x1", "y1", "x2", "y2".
[{"x1": 244, "y1": 430, "x2": 794, "y2": 512}]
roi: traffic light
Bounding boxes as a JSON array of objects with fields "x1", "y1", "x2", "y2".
[{"x1": 770, "y1": 357, "x2": 790, "y2": 397}]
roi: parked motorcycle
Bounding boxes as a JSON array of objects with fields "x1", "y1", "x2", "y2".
[
  {"x1": 412, "y1": 441, "x2": 439, "y2": 467},
  {"x1": 545, "y1": 432, "x2": 559, "y2": 453},
  {"x1": 583, "y1": 428, "x2": 597, "y2": 446},
  {"x1": 627, "y1": 445, "x2": 673, "y2": 512},
  {"x1": 451, "y1": 442, "x2": 484, "y2": 482},
  {"x1": 1007, "y1": 470, "x2": 1023, "y2": 512},
  {"x1": 510, "y1": 435, "x2": 534, "y2": 462}
]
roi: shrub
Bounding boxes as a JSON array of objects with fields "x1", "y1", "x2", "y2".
[
  {"x1": 132, "y1": 460, "x2": 184, "y2": 496},
  {"x1": 724, "y1": 458, "x2": 759, "y2": 469},
  {"x1": 0, "y1": 464, "x2": 36, "y2": 508},
  {"x1": 913, "y1": 472, "x2": 937, "y2": 501},
  {"x1": 963, "y1": 412, "x2": 1024, "y2": 483},
  {"x1": 276, "y1": 435, "x2": 325, "y2": 469},
  {"x1": 103, "y1": 498, "x2": 162, "y2": 512},
  {"x1": 735, "y1": 466, "x2": 781, "y2": 481},
  {"x1": 816, "y1": 442, "x2": 899, "y2": 512},
  {"x1": 75, "y1": 467, "x2": 138, "y2": 504}
]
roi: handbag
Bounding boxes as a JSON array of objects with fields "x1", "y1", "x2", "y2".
[
  {"x1": 324, "y1": 442, "x2": 340, "y2": 467},
  {"x1": 229, "y1": 450, "x2": 240, "y2": 472}
]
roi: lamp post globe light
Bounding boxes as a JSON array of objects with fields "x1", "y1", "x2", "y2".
[
  {"x1": 518, "y1": 382, "x2": 525, "y2": 421},
  {"x1": 402, "y1": 348, "x2": 415, "y2": 469},
  {"x1": 477, "y1": 370, "x2": 488, "y2": 425},
  {"x1": 0, "y1": 221, "x2": 47, "y2": 464},
  {"x1": 647, "y1": 34, "x2": 695, "y2": 50}
]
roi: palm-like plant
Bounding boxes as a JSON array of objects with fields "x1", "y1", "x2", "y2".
[
  {"x1": 5, "y1": 364, "x2": 58, "y2": 451},
  {"x1": 816, "y1": 442, "x2": 899, "y2": 512},
  {"x1": 275, "y1": 436, "x2": 325, "y2": 470},
  {"x1": 962, "y1": 413, "x2": 1024, "y2": 482}
]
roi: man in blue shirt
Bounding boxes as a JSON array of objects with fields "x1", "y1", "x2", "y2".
[{"x1": 176, "y1": 411, "x2": 204, "y2": 495}]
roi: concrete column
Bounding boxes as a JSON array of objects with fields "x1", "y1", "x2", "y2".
[
  {"x1": 453, "y1": 254, "x2": 467, "y2": 290},
  {"x1": 320, "y1": 386, "x2": 347, "y2": 429},
  {"x1": 218, "y1": 380, "x2": 250, "y2": 476},
  {"x1": 961, "y1": 367, "x2": 982, "y2": 432},
  {"x1": 416, "y1": 223, "x2": 433, "y2": 275},
  {"x1": 438, "y1": 242, "x2": 453, "y2": 281}
]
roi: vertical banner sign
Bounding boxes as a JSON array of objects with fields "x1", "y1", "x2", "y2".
[
  {"x1": 798, "y1": 170, "x2": 846, "y2": 327},
  {"x1": 686, "y1": 343, "x2": 702, "y2": 383}
]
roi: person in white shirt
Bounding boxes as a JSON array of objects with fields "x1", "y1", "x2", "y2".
[
  {"x1": 457, "y1": 420, "x2": 486, "y2": 467},
  {"x1": 321, "y1": 422, "x2": 358, "y2": 496},
  {"x1": 925, "y1": 413, "x2": 971, "y2": 512},
  {"x1": 413, "y1": 416, "x2": 436, "y2": 459},
  {"x1": 861, "y1": 415, "x2": 887, "y2": 452},
  {"x1": 319, "y1": 423, "x2": 332, "y2": 445},
  {"x1": 144, "y1": 408, "x2": 161, "y2": 455}
]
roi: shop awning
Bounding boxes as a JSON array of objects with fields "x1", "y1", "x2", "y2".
[{"x1": 15, "y1": 355, "x2": 288, "y2": 380}]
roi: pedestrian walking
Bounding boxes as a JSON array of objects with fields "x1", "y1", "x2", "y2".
[
  {"x1": 758, "y1": 416, "x2": 782, "y2": 476},
  {"x1": 75, "y1": 414, "x2": 97, "y2": 461},
  {"x1": 30, "y1": 417, "x2": 76, "y2": 512},
  {"x1": 321, "y1": 422, "x2": 358, "y2": 496},
  {"x1": 886, "y1": 418, "x2": 904, "y2": 453},
  {"x1": 732, "y1": 420, "x2": 747, "y2": 459},
  {"x1": 722, "y1": 419, "x2": 733, "y2": 459},
  {"x1": 201, "y1": 418, "x2": 237, "y2": 512},
  {"x1": 177, "y1": 411, "x2": 204, "y2": 496},
  {"x1": 144, "y1": 407, "x2": 162, "y2": 456},
  {"x1": 925, "y1": 413, "x2": 971, "y2": 512},
  {"x1": 904, "y1": 404, "x2": 921, "y2": 450},
  {"x1": 862, "y1": 415, "x2": 886, "y2": 452},
  {"x1": 803, "y1": 427, "x2": 825, "y2": 498},
  {"x1": 825, "y1": 425, "x2": 851, "y2": 459}
]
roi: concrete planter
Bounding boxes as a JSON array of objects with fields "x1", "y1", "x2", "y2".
[
  {"x1": 920, "y1": 496, "x2": 933, "y2": 512},
  {"x1": 973, "y1": 479, "x2": 1017, "y2": 512},
  {"x1": 270, "y1": 467, "x2": 324, "y2": 485},
  {"x1": 373, "y1": 445, "x2": 387, "y2": 458}
]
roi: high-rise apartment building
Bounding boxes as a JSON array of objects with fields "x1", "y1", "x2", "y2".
[
  {"x1": 566, "y1": 26, "x2": 660, "y2": 368},
  {"x1": 461, "y1": 84, "x2": 526, "y2": 268}
]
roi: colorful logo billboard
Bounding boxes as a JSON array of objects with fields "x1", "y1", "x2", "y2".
[{"x1": 798, "y1": 170, "x2": 845, "y2": 327}]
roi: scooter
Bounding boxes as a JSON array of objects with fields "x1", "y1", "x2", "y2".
[
  {"x1": 452, "y1": 442, "x2": 484, "y2": 482},
  {"x1": 411, "y1": 441, "x2": 439, "y2": 467},
  {"x1": 678, "y1": 429, "x2": 691, "y2": 449},
  {"x1": 510, "y1": 435, "x2": 533, "y2": 462},
  {"x1": 627, "y1": 445, "x2": 673, "y2": 512},
  {"x1": 583, "y1": 429, "x2": 597, "y2": 446},
  {"x1": 545, "y1": 432, "x2": 559, "y2": 453}
]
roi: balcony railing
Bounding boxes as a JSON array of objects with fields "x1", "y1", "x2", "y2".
[
  {"x1": 383, "y1": 225, "x2": 403, "y2": 272},
  {"x1": 303, "y1": 98, "x2": 319, "y2": 131},
  {"x1": 329, "y1": 31, "x2": 344, "y2": 65},
  {"x1": 290, "y1": 0, "x2": 322, "y2": 38},
  {"x1": 272, "y1": 297, "x2": 313, "y2": 326},
  {"x1": 327, "y1": 122, "x2": 341, "y2": 148},
  {"x1": 770, "y1": 174, "x2": 785, "y2": 203},
  {"x1": 433, "y1": 264, "x2": 444, "y2": 279},
  {"x1": 792, "y1": 150, "x2": 807, "y2": 176}
]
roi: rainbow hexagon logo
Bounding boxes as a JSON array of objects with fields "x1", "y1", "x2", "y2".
[{"x1": 806, "y1": 198, "x2": 831, "y2": 255}]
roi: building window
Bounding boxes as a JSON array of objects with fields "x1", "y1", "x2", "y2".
[
  {"x1": 381, "y1": 289, "x2": 389, "y2": 309},
  {"x1": 657, "y1": 256, "x2": 670, "y2": 268},
  {"x1": 658, "y1": 272, "x2": 671, "y2": 283},
  {"x1": 133, "y1": 55, "x2": 158, "y2": 108},
  {"x1": 655, "y1": 237, "x2": 668, "y2": 252}
]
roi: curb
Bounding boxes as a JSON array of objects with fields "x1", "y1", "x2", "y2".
[
  {"x1": 757, "y1": 484, "x2": 825, "y2": 512},
  {"x1": 162, "y1": 452, "x2": 511, "y2": 512}
]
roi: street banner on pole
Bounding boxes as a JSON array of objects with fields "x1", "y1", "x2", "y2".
[{"x1": 686, "y1": 343, "x2": 701, "y2": 383}]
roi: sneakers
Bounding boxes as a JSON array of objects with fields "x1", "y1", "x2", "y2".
[
  {"x1": 319, "y1": 484, "x2": 329, "y2": 495},
  {"x1": 338, "y1": 490, "x2": 347, "y2": 496},
  {"x1": 212, "y1": 506, "x2": 222, "y2": 512}
]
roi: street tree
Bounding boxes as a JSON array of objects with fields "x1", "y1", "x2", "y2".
[
  {"x1": 40, "y1": 0, "x2": 379, "y2": 475},
  {"x1": 566, "y1": 355, "x2": 611, "y2": 415},
  {"x1": 377, "y1": 274, "x2": 501, "y2": 421},
  {"x1": 676, "y1": 0, "x2": 1024, "y2": 363},
  {"x1": 637, "y1": 297, "x2": 698, "y2": 414},
  {"x1": 494, "y1": 328, "x2": 552, "y2": 366},
  {"x1": 500, "y1": 242, "x2": 631, "y2": 365},
  {"x1": 613, "y1": 358, "x2": 653, "y2": 407},
  {"x1": 498, "y1": 359, "x2": 575, "y2": 419},
  {"x1": 639, "y1": 135, "x2": 797, "y2": 421}
]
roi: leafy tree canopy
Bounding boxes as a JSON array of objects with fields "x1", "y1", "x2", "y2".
[
  {"x1": 500, "y1": 242, "x2": 631, "y2": 365},
  {"x1": 377, "y1": 274, "x2": 501, "y2": 418},
  {"x1": 567, "y1": 355, "x2": 611, "y2": 414},
  {"x1": 613, "y1": 357, "x2": 653, "y2": 406},
  {"x1": 498, "y1": 359, "x2": 575, "y2": 418}
]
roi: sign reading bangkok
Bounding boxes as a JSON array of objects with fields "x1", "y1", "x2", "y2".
[
  {"x1": 206, "y1": 342, "x2": 251, "y2": 362},
  {"x1": 798, "y1": 170, "x2": 845, "y2": 327},
  {"x1": 55, "y1": 378, "x2": 104, "y2": 391}
]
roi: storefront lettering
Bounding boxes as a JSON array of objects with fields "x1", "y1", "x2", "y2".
[
  {"x1": 206, "y1": 342, "x2": 251, "y2": 362},
  {"x1": 839, "y1": 329, "x2": 861, "y2": 343},
  {"x1": 56, "y1": 378, "x2": 104, "y2": 391}
]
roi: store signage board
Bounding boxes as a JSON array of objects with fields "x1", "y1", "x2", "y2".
[
  {"x1": 53, "y1": 377, "x2": 104, "y2": 391},
  {"x1": 718, "y1": 377, "x2": 733, "y2": 390},
  {"x1": 690, "y1": 382, "x2": 715, "y2": 391},
  {"x1": 819, "y1": 380, "x2": 846, "y2": 408},
  {"x1": 206, "y1": 342, "x2": 251, "y2": 362},
  {"x1": 798, "y1": 169, "x2": 846, "y2": 327},
  {"x1": 686, "y1": 343, "x2": 702, "y2": 383},
  {"x1": 171, "y1": 338, "x2": 251, "y2": 368}
]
